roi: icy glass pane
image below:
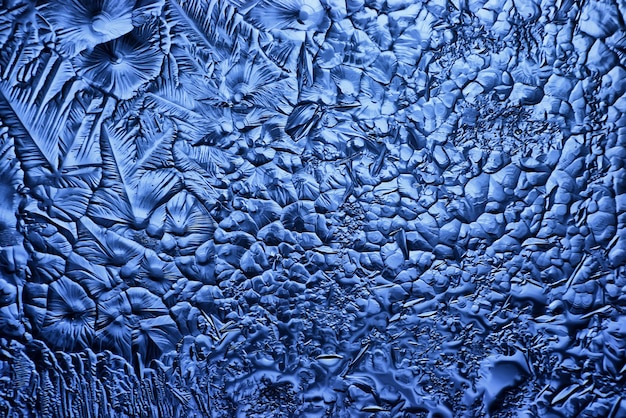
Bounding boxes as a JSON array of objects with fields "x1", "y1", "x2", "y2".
[{"x1": 1, "y1": 0, "x2": 625, "y2": 416}]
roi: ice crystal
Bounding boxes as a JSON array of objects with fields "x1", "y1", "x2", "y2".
[{"x1": 1, "y1": 0, "x2": 626, "y2": 416}]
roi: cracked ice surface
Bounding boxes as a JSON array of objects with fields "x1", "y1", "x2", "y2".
[{"x1": 1, "y1": 0, "x2": 626, "y2": 416}]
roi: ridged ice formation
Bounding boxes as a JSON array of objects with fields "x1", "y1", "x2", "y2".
[{"x1": 1, "y1": 0, "x2": 626, "y2": 416}]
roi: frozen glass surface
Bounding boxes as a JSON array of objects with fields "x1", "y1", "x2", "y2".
[{"x1": 1, "y1": 0, "x2": 625, "y2": 416}]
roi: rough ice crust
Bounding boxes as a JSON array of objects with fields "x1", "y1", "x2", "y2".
[{"x1": 1, "y1": 0, "x2": 625, "y2": 416}]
